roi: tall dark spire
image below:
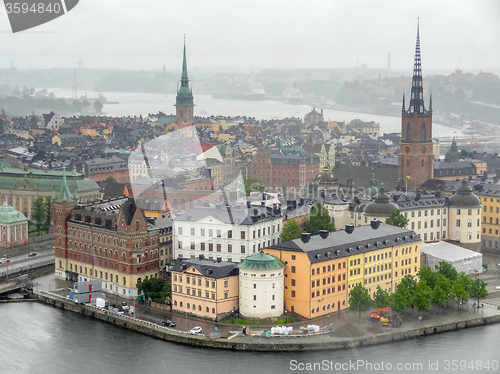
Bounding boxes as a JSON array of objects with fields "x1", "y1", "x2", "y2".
[
  {"x1": 181, "y1": 35, "x2": 189, "y2": 83},
  {"x1": 402, "y1": 92, "x2": 405, "y2": 111},
  {"x1": 429, "y1": 90, "x2": 433, "y2": 111},
  {"x1": 175, "y1": 36, "x2": 194, "y2": 109},
  {"x1": 407, "y1": 18, "x2": 427, "y2": 116}
]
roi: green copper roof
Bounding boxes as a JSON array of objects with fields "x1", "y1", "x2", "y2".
[
  {"x1": 56, "y1": 167, "x2": 74, "y2": 203},
  {"x1": 0, "y1": 202, "x2": 27, "y2": 223},
  {"x1": 181, "y1": 41, "x2": 189, "y2": 81},
  {"x1": 175, "y1": 40, "x2": 194, "y2": 107},
  {"x1": 238, "y1": 252, "x2": 286, "y2": 270}
]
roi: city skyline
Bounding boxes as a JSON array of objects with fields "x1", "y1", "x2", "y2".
[{"x1": 1, "y1": 0, "x2": 499, "y2": 71}]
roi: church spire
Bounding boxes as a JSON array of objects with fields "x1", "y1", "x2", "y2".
[
  {"x1": 181, "y1": 35, "x2": 189, "y2": 83},
  {"x1": 56, "y1": 167, "x2": 74, "y2": 203},
  {"x1": 429, "y1": 90, "x2": 433, "y2": 111},
  {"x1": 402, "y1": 92, "x2": 405, "y2": 111},
  {"x1": 175, "y1": 36, "x2": 194, "y2": 119},
  {"x1": 407, "y1": 18, "x2": 427, "y2": 115}
]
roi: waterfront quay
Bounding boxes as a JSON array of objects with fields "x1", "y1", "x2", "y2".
[{"x1": 31, "y1": 288, "x2": 500, "y2": 352}]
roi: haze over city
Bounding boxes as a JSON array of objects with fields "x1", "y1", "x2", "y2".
[{"x1": 1, "y1": 0, "x2": 500, "y2": 72}]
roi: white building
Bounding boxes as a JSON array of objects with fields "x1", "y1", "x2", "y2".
[
  {"x1": 173, "y1": 202, "x2": 283, "y2": 263},
  {"x1": 324, "y1": 180, "x2": 481, "y2": 247},
  {"x1": 238, "y1": 250, "x2": 286, "y2": 319},
  {"x1": 421, "y1": 241, "x2": 483, "y2": 275}
]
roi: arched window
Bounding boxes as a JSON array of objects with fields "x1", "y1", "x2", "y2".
[
  {"x1": 406, "y1": 123, "x2": 411, "y2": 142},
  {"x1": 180, "y1": 110, "x2": 184, "y2": 118},
  {"x1": 421, "y1": 159, "x2": 424, "y2": 167},
  {"x1": 407, "y1": 160, "x2": 409, "y2": 167},
  {"x1": 135, "y1": 221, "x2": 140, "y2": 231},
  {"x1": 420, "y1": 123, "x2": 426, "y2": 142}
]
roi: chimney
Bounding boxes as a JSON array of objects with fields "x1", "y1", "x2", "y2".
[
  {"x1": 345, "y1": 225, "x2": 354, "y2": 234},
  {"x1": 318, "y1": 230, "x2": 329, "y2": 239},
  {"x1": 371, "y1": 219, "x2": 380, "y2": 229},
  {"x1": 217, "y1": 257, "x2": 222, "y2": 263},
  {"x1": 247, "y1": 201, "x2": 251, "y2": 208},
  {"x1": 301, "y1": 233, "x2": 311, "y2": 243},
  {"x1": 253, "y1": 208, "x2": 258, "y2": 217},
  {"x1": 198, "y1": 254, "x2": 204, "y2": 260}
]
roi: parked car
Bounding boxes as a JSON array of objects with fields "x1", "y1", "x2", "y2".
[
  {"x1": 189, "y1": 326, "x2": 203, "y2": 335},
  {"x1": 0, "y1": 258, "x2": 10, "y2": 264},
  {"x1": 162, "y1": 320, "x2": 176, "y2": 327},
  {"x1": 28, "y1": 252, "x2": 37, "y2": 257}
]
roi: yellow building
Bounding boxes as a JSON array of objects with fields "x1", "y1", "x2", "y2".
[
  {"x1": 266, "y1": 222, "x2": 421, "y2": 318},
  {"x1": 171, "y1": 257, "x2": 239, "y2": 321}
]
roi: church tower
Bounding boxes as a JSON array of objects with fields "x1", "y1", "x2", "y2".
[
  {"x1": 398, "y1": 20, "x2": 434, "y2": 189},
  {"x1": 53, "y1": 167, "x2": 77, "y2": 281},
  {"x1": 175, "y1": 38, "x2": 194, "y2": 121}
]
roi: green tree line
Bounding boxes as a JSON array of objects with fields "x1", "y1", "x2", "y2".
[{"x1": 349, "y1": 261, "x2": 488, "y2": 319}]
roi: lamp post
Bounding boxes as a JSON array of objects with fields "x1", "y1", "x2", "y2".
[{"x1": 284, "y1": 309, "x2": 288, "y2": 324}]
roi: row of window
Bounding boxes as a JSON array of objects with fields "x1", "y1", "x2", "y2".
[
  {"x1": 364, "y1": 273, "x2": 391, "y2": 284},
  {"x1": 178, "y1": 240, "x2": 276, "y2": 253},
  {"x1": 311, "y1": 262, "x2": 346, "y2": 275},
  {"x1": 177, "y1": 226, "x2": 279, "y2": 239},
  {"x1": 311, "y1": 300, "x2": 346, "y2": 314},
  {"x1": 312, "y1": 284, "x2": 346, "y2": 297},
  {"x1": 64, "y1": 262, "x2": 127, "y2": 285},
  {"x1": 404, "y1": 208, "x2": 446, "y2": 218},
  {"x1": 173, "y1": 301, "x2": 217, "y2": 314},
  {"x1": 173, "y1": 274, "x2": 228, "y2": 288}
]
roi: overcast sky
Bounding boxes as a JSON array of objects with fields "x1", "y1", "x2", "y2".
[{"x1": 1, "y1": 0, "x2": 499, "y2": 72}]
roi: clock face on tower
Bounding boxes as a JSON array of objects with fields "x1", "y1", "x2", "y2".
[
  {"x1": 405, "y1": 146, "x2": 410, "y2": 154},
  {"x1": 422, "y1": 146, "x2": 427, "y2": 153}
]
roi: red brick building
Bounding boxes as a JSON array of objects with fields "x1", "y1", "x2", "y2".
[
  {"x1": 251, "y1": 148, "x2": 320, "y2": 191},
  {"x1": 54, "y1": 169, "x2": 161, "y2": 299},
  {"x1": 76, "y1": 155, "x2": 130, "y2": 183}
]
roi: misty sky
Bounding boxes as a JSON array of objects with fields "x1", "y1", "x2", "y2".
[{"x1": 1, "y1": 0, "x2": 499, "y2": 72}]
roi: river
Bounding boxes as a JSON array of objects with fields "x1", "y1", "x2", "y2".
[
  {"x1": 0, "y1": 302, "x2": 498, "y2": 374},
  {"x1": 46, "y1": 89, "x2": 460, "y2": 139}
]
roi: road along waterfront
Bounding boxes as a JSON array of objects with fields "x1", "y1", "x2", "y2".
[
  {"x1": 29, "y1": 289, "x2": 500, "y2": 353},
  {"x1": 1, "y1": 300, "x2": 500, "y2": 374}
]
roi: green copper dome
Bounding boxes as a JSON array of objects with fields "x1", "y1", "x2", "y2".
[
  {"x1": 364, "y1": 186, "x2": 399, "y2": 217},
  {"x1": 0, "y1": 202, "x2": 27, "y2": 223},
  {"x1": 449, "y1": 180, "x2": 481, "y2": 208},
  {"x1": 238, "y1": 252, "x2": 286, "y2": 270}
]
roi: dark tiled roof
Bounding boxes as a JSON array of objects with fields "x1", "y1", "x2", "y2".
[
  {"x1": 171, "y1": 258, "x2": 239, "y2": 279},
  {"x1": 270, "y1": 223, "x2": 419, "y2": 264}
]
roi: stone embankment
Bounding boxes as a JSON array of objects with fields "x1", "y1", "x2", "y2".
[{"x1": 30, "y1": 289, "x2": 500, "y2": 352}]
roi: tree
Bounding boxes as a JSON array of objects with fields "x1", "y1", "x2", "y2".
[
  {"x1": 306, "y1": 202, "x2": 335, "y2": 235},
  {"x1": 243, "y1": 178, "x2": 262, "y2": 196},
  {"x1": 31, "y1": 197, "x2": 45, "y2": 234},
  {"x1": 373, "y1": 286, "x2": 391, "y2": 308},
  {"x1": 93, "y1": 100, "x2": 104, "y2": 113},
  {"x1": 470, "y1": 279, "x2": 488, "y2": 305},
  {"x1": 430, "y1": 273, "x2": 452, "y2": 309},
  {"x1": 391, "y1": 282, "x2": 412, "y2": 313},
  {"x1": 106, "y1": 176, "x2": 117, "y2": 184},
  {"x1": 281, "y1": 219, "x2": 303, "y2": 242},
  {"x1": 385, "y1": 209, "x2": 409, "y2": 228},
  {"x1": 349, "y1": 284, "x2": 373, "y2": 322},
  {"x1": 44, "y1": 196, "x2": 53, "y2": 230},
  {"x1": 136, "y1": 277, "x2": 171, "y2": 304},
  {"x1": 450, "y1": 280, "x2": 468, "y2": 310},
  {"x1": 412, "y1": 280, "x2": 432, "y2": 314},
  {"x1": 436, "y1": 261, "x2": 458, "y2": 282},
  {"x1": 400, "y1": 274, "x2": 417, "y2": 294},
  {"x1": 418, "y1": 265, "x2": 437, "y2": 289}
]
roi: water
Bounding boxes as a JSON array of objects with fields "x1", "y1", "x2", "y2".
[
  {"x1": 46, "y1": 89, "x2": 459, "y2": 139},
  {"x1": 1, "y1": 302, "x2": 499, "y2": 374}
]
